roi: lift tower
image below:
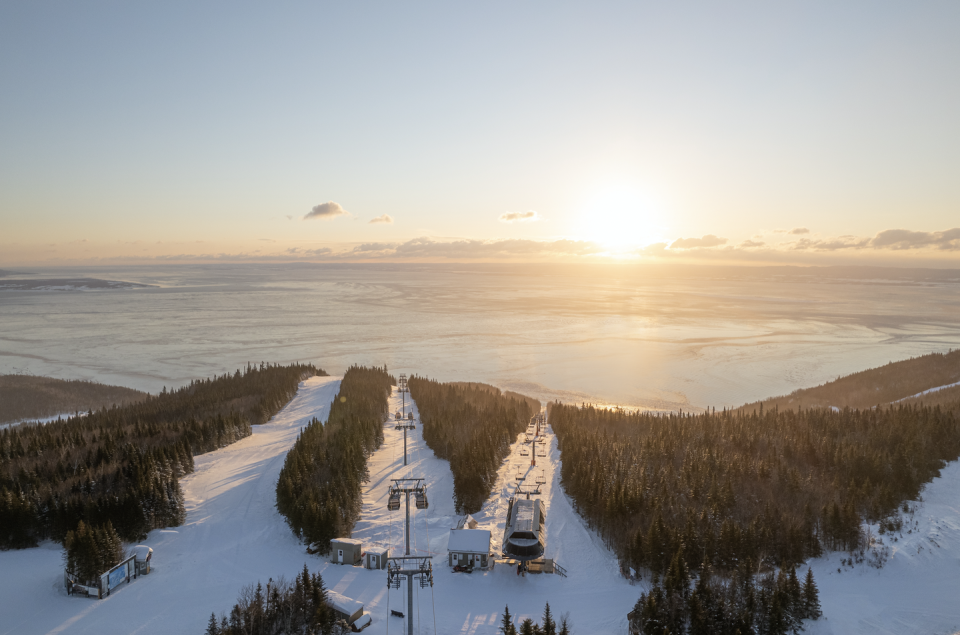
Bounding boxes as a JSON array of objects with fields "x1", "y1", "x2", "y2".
[{"x1": 387, "y1": 478, "x2": 431, "y2": 635}]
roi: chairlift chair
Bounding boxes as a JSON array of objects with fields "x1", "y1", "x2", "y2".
[{"x1": 387, "y1": 487, "x2": 401, "y2": 511}]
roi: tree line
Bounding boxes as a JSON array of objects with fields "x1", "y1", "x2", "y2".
[
  {"x1": 500, "y1": 602, "x2": 572, "y2": 635},
  {"x1": 63, "y1": 519, "x2": 124, "y2": 585},
  {"x1": 0, "y1": 362, "x2": 322, "y2": 549},
  {"x1": 204, "y1": 565, "x2": 345, "y2": 635},
  {"x1": 408, "y1": 377, "x2": 539, "y2": 514},
  {"x1": 737, "y1": 349, "x2": 960, "y2": 412},
  {"x1": 0, "y1": 374, "x2": 146, "y2": 424},
  {"x1": 630, "y1": 554, "x2": 821, "y2": 635},
  {"x1": 549, "y1": 401, "x2": 960, "y2": 577},
  {"x1": 276, "y1": 365, "x2": 393, "y2": 553}
]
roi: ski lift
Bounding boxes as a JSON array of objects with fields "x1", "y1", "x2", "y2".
[
  {"x1": 408, "y1": 411, "x2": 414, "y2": 420},
  {"x1": 535, "y1": 471, "x2": 546, "y2": 485},
  {"x1": 395, "y1": 411, "x2": 402, "y2": 420},
  {"x1": 387, "y1": 487, "x2": 401, "y2": 511},
  {"x1": 414, "y1": 488, "x2": 428, "y2": 509},
  {"x1": 520, "y1": 447, "x2": 530, "y2": 456}
]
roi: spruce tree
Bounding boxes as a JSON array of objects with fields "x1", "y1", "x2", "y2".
[
  {"x1": 558, "y1": 615, "x2": 571, "y2": 635},
  {"x1": 205, "y1": 613, "x2": 219, "y2": 635},
  {"x1": 542, "y1": 602, "x2": 556, "y2": 635},
  {"x1": 802, "y1": 568, "x2": 822, "y2": 619},
  {"x1": 500, "y1": 605, "x2": 517, "y2": 635},
  {"x1": 519, "y1": 618, "x2": 536, "y2": 635}
]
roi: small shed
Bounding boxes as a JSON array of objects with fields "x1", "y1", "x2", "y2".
[
  {"x1": 365, "y1": 547, "x2": 389, "y2": 570},
  {"x1": 331, "y1": 538, "x2": 362, "y2": 565},
  {"x1": 132, "y1": 545, "x2": 153, "y2": 575},
  {"x1": 327, "y1": 589, "x2": 364, "y2": 625},
  {"x1": 448, "y1": 528, "x2": 493, "y2": 569}
]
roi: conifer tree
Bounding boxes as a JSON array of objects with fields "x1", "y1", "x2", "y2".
[
  {"x1": 500, "y1": 605, "x2": 517, "y2": 635},
  {"x1": 542, "y1": 602, "x2": 556, "y2": 635},
  {"x1": 205, "y1": 613, "x2": 219, "y2": 635},
  {"x1": 802, "y1": 568, "x2": 822, "y2": 619}
]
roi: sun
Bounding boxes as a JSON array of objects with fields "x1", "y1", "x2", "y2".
[{"x1": 578, "y1": 186, "x2": 662, "y2": 252}]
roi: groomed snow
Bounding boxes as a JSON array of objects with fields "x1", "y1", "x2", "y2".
[
  {"x1": 5, "y1": 377, "x2": 960, "y2": 634},
  {"x1": 0, "y1": 375, "x2": 343, "y2": 635}
]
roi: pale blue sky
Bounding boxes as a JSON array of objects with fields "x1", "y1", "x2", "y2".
[{"x1": 2, "y1": 2, "x2": 959, "y2": 264}]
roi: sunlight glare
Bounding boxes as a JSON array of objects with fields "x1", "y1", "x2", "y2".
[{"x1": 579, "y1": 186, "x2": 662, "y2": 252}]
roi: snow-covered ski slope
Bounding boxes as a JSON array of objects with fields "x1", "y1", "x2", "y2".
[
  {"x1": 6, "y1": 376, "x2": 960, "y2": 634},
  {"x1": 0, "y1": 375, "x2": 343, "y2": 635}
]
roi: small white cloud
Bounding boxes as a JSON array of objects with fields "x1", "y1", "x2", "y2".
[
  {"x1": 499, "y1": 211, "x2": 540, "y2": 223},
  {"x1": 789, "y1": 227, "x2": 810, "y2": 235},
  {"x1": 369, "y1": 214, "x2": 394, "y2": 225},
  {"x1": 304, "y1": 202, "x2": 349, "y2": 220}
]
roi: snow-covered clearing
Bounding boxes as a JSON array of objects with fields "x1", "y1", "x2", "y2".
[
  {"x1": 0, "y1": 375, "x2": 342, "y2": 635},
  {"x1": 803, "y1": 459, "x2": 960, "y2": 635},
  {"x1": 6, "y1": 375, "x2": 960, "y2": 634}
]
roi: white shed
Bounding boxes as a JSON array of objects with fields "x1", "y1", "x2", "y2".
[{"x1": 448, "y1": 528, "x2": 493, "y2": 569}]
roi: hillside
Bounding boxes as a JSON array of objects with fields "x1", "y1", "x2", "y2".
[
  {"x1": 735, "y1": 349, "x2": 960, "y2": 413},
  {"x1": 0, "y1": 375, "x2": 147, "y2": 424}
]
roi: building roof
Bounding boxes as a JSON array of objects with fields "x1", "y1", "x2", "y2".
[
  {"x1": 327, "y1": 590, "x2": 364, "y2": 618},
  {"x1": 332, "y1": 538, "x2": 362, "y2": 546},
  {"x1": 448, "y1": 528, "x2": 492, "y2": 553}
]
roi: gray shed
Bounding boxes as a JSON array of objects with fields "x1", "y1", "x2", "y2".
[
  {"x1": 365, "y1": 547, "x2": 389, "y2": 570},
  {"x1": 327, "y1": 589, "x2": 364, "y2": 624},
  {"x1": 330, "y1": 538, "x2": 362, "y2": 565}
]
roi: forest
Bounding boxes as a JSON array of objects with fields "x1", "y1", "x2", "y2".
[
  {"x1": 737, "y1": 349, "x2": 960, "y2": 412},
  {"x1": 204, "y1": 565, "x2": 343, "y2": 635},
  {"x1": 629, "y1": 556, "x2": 821, "y2": 635},
  {"x1": 499, "y1": 602, "x2": 572, "y2": 635},
  {"x1": 549, "y1": 400, "x2": 960, "y2": 577},
  {"x1": 275, "y1": 365, "x2": 393, "y2": 553},
  {"x1": 407, "y1": 377, "x2": 539, "y2": 514},
  {"x1": 0, "y1": 362, "x2": 321, "y2": 549},
  {"x1": 0, "y1": 374, "x2": 146, "y2": 424}
]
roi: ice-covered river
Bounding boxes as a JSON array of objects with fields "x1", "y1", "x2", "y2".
[{"x1": 2, "y1": 263, "x2": 959, "y2": 409}]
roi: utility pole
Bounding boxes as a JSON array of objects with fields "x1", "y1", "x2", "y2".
[{"x1": 387, "y1": 478, "x2": 430, "y2": 635}]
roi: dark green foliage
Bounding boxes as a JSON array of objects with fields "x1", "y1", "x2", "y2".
[
  {"x1": 500, "y1": 605, "x2": 517, "y2": 635},
  {"x1": 738, "y1": 349, "x2": 960, "y2": 412},
  {"x1": 0, "y1": 363, "x2": 321, "y2": 548},
  {"x1": 629, "y1": 554, "x2": 822, "y2": 635},
  {"x1": 0, "y1": 374, "x2": 147, "y2": 425},
  {"x1": 63, "y1": 520, "x2": 123, "y2": 585},
  {"x1": 408, "y1": 377, "x2": 539, "y2": 514},
  {"x1": 276, "y1": 366, "x2": 392, "y2": 552},
  {"x1": 549, "y1": 401, "x2": 960, "y2": 573},
  {"x1": 500, "y1": 603, "x2": 570, "y2": 635},
  {"x1": 207, "y1": 564, "x2": 338, "y2": 635}
]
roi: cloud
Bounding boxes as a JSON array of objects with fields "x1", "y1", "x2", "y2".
[
  {"x1": 669, "y1": 234, "x2": 728, "y2": 249},
  {"x1": 739, "y1": 240, "x2": 766, "y2": 248},
  {"x1": 303, "y1": 201, "x2": 349, "y2": 220},
  {"x1": 368, "y1": 214, "x2": 394, "y2": 225},
  {"x1": 499, "y1": 211, "x2": 540, "y2": 223},
  {"x1": 285, "y1": 247, "x2": 333, "y2": 256},
  {"x1": 790, "y1": 236, "x2": 869, "y2": 251},
  {"x1": 869, "y1": 228, "x2": 960, "y2": 251},
  {"x1": 391, "y1": 237, "x2": 602, "y2": 259},
  {"x1": 789, "y1": 227, "x2": 810, "y2": 235},
  {"x1": 351, "y1": 242, "x2": 398, "y2": 253},
  {"x1": 285, "y1": 215, "x2": 293, "y2": 221}
]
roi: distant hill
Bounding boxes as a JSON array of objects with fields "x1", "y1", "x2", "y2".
[
  {"x1": 734, "y1": 349, "x2": 960, "y2": 413},
  {"x1": 0, "y1": 375, "x2": 148, "y2": 424}
]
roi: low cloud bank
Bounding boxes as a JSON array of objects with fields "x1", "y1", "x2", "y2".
[
  {"x1": 368, "y1": 214, "x2": 394, "y2": 224},
  {"x1": 670, "y1": 234, "x2": 728, "y2": 249}
]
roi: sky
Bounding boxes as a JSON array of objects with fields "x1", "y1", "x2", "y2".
[{"x1": 1, "y1": 1, "x2": 959, "y2": 266}]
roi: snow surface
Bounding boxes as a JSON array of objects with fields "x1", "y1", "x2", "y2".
[
  {"x1": 893, "y1": 380, "x2": 960, "y2": 403},
  {"x1": 5, "y1": 376, "x2": 960, "y2": 634}
]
